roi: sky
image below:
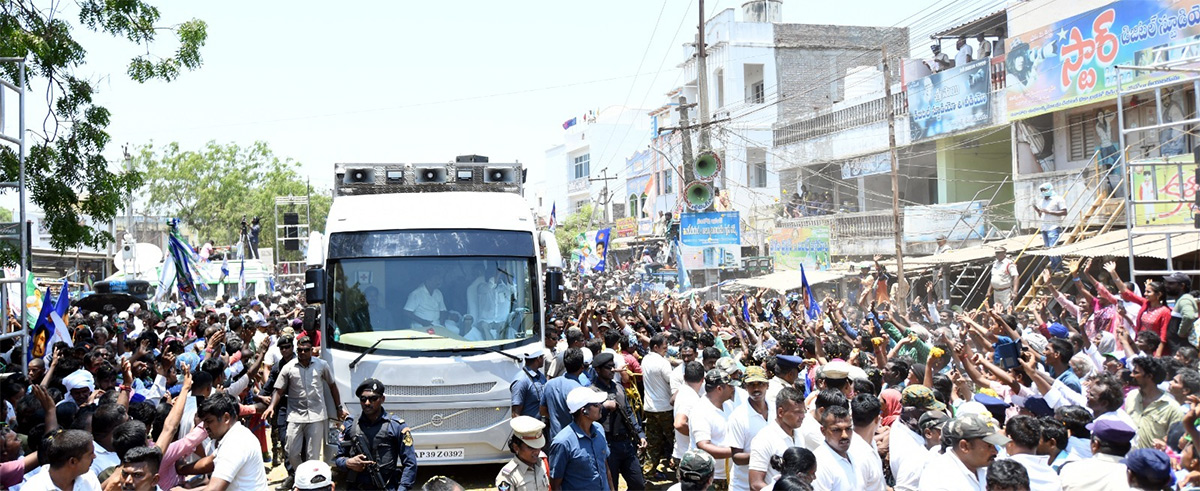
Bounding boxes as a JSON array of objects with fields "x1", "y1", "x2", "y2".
[{"x1": 17, "y1": 0, "x2": 1002, "y2": 194}]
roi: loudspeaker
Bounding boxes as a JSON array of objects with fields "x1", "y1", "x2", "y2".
[
  {"x1": 283, "y1": 213, "x2": 299, "y2": 251},
  {"x1": 415, "y1": 166, "x2": 449, "y2": 183},
  {"x1": 484, "y1": 167, "x2": 518, "y2": 183},
  {"x1": 685, "y1": 181, "x2": 714, "y2": 211},
  {"x1": 693, "y1": 151, "x2": 722, "y2": 182},
  {"x1": 342, "y1": 168, "x2": 375, "y2": 184}
]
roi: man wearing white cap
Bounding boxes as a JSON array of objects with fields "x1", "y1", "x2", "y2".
[
  {"x1": 293, "y1": 460, "x2": 333, "y2": 491},
  {"x1": 512, "y1": 348, "x2": 547, "y2": 419},
  {"x1": 497, "y1": 416, "x2": 550, "y2": 491},
  {"x1": 548, "y1": 386, "x2": 613, "y2": 491}
]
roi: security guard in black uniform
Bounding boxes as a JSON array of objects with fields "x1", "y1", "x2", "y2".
[{"x1": 334, "y1": 378, "x2": 419, "y2": 491}]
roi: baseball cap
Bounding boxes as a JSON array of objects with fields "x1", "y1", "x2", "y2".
[
  {"x1": 901, "y1": 385, "x2": 946, "y2": 412},
  {"x1": 1165, "y1": 271, "x2": 1193, "y2": 285},
  {"x1": 715, "y1": 357, "x2": 740, "y2": 379},
  {"x1": 1047, "y1": 323, "x2": 1069, "y2": 339},
  {"x1": 744, "y1": 366, "x2": 769, "y2": 384},
  {"x1": 704, "y1": 368, "x2": 739, "y2": 388},
  {"x1": 566, "y1": 386, "x2": 607, "y2": 413},
  {"x1": 1088, "y1": 418, "x2": 1136, "y2": 444},
  {"x1": 943, "y1": 413, "x2": 1011, "y2": 446},
  {"x1": 1122, "y1": 448, "x2": 1174, "y2": 487},
  {"x1": 523, "y1": 348, "x2": 545, "y2": 361},
  {"x1": 678, "y1": 449, "x2": 715, "y2": 482},
  {"x1": 918, "y1": 410, "x2": 951, "y2": 431},
  {"x1": 294, "y1": 460, "x2": 332, "y2": 490}
]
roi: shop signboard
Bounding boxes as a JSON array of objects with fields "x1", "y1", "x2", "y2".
[
  {"x1": 768, "y1": 225, "x2": 831, "y2": 272},
  {"x1": 1007, "y1": 0, "x2": 1200, "y2": 120},
  {"x1": 907, "y1": 58, "x2": 992, "y2": 140},
  {"x1": 840, "y1": 152, "x2": 891, "y2": 179},
  {"x1": 615, "y1": 217, "x2": 638, "y2": 238},
  {"x1": 679, "y1": 211, "x2": 741, "y2": 270}
]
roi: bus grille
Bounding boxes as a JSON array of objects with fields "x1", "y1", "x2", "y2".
[
  {"x1": 384, "y1": 382, "x2": 496, "y2": 397},
  {"x1": 397, "y1": 406, "x2": 508, "y2": 433}
]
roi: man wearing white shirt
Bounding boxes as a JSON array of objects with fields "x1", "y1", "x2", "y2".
[
  {"x1": 918, "y1": 413, "x2": 1010, "y2": 491},
  {"x1": 641, "y1": 334, "x2": 675, "y2": 477},
  {"x1": 670, "y1": 342, "x2": 699, "y2": 399},
  {"x1": 955, "y1": 35, "x2": 973, "y2": 66},
  {"x1": 848, "y1": 394, "x2": 885, "y2": 491},
  {"x1": 21, "y1": 429, "x2": 103, "y2": 491},
  {"x1": 749, "y1": 387, "x2": 806, "y2": 491},
  {"x1": 1003, "y1": 415, "x2": 1062, "y2": 491},
  {"x1": 402, "y1": 274, "x2": 447, "y2": 329},
  {"x1": 727, "y1": 367, "x2": 771, "y2": 491},
  {"x1": 812, "y1": 404, "x2": 858, "y2": 491},
  {"x1": 689, "y1": 369, "x2": 737, "y2": 489},
  {"x1": 673, "y1": 361, "x2": 705, "y2": 463},
  {"x1": 802, "y1": 389, "x2": 848, "y2": 450},
  {"x1": 195, "y1": 392, "x2": 270, "y2": 491}
]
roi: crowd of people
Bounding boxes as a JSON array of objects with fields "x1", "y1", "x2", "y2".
[
  {"x1": 513, "y1": 257, "x2": 1200, "y2": 491},
  {"x1": 2, "y1": 249, "x2": 1200, "y2": 491}
]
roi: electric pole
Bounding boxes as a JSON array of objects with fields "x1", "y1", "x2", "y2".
[
  {"x1": 696, "y1": 0, "x2": 711, "y2": 149},
  {"x1": 881, "y1": 45, "x2": 908, "y2": 312},
  {"x1": 677, "y1": 96, "x2": 696, "y2": 172},
  {"x1": 586, "y1": 168, "x2": 619, "y2": 229}
]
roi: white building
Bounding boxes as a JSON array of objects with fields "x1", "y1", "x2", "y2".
[
  {"x1": 530, "y1": 106, "x2": 650, "y2": 224},
  {"x1": 642, "y1": 3, "x2": 784, "y2": 250}
]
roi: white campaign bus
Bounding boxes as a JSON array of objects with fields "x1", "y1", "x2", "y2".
[{"x1": 304, "y1": 156, "x2": 563, "y2": 465}]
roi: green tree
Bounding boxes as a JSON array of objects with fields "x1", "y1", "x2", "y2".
[
  {"x1": 0, "y1": 1, "x2": 207, "y2": 261},
  {"x1": 554, "y1": 204, "x2": 593, "y2": 256},
  {"x1": 136, "y1": 141, "x2": 331, "y2": 257}
]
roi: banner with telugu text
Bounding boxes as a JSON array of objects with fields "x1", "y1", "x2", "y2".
[
  {"x1": 1006, "y1": 0, "x2": 1200, "y2": 120},
  {"x1": 768, "y1": 225, "x2": 831, "y2": 272},
  {"x1": 679, "y1": 212, "x2": 741, "y2": 270}
]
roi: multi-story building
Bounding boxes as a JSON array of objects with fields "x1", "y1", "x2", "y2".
[
  {"x1": 644, "y1": 0, "x2": 907, "y2": 255},
  {"x1": 530, "y1": 106, "x2": 649, "y2": 224}
]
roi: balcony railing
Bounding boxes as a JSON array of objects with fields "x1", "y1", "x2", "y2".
[
  {"x1": 777, "y1": 209, "x2": 896, "y2": 241},
  {"x1": 773, "y1": 93, "x2": 908, "y2": 147},
  {"x1": 774, "y1": 54, "x2": 1009, "y2": 149}
]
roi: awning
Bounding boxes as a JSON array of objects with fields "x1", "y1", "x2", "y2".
[
  {"x1": 732, "y1": 269, "x2": 853, "y2": 292},
  {"x1": 1026, "y1": 227, "x2": 1200, "y2": 258},
  {"x1": 873, "y1": 233, "x2": 1041, "y2": 269},
  {"x1": 933, "y1": 9, "x2": 1007, "y2": 39}
]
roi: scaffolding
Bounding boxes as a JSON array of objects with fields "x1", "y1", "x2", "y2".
[
  {"x1": 273, "y1": 195, "x2": 310, "y2": 283},
  {"x1": 0, "y1": 58, "x2": 29, "y2": 375},
  {"x1": 1114, "y1": 42, "x2": 1200, "y2": 279}
]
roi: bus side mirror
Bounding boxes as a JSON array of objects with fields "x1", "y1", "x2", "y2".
[
  {"x1": 546, "y1": 268, "x2": 564, "y2": 305},
  {"x1": 305, "y1": 268, "x2": 327, "y2": 304}
]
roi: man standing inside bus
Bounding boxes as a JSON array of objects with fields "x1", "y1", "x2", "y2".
[{"x1": 403, "y1": 272, "x2": 447, "y2": 330}]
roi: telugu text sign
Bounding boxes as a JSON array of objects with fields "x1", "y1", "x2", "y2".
[
  {"x1": 907, "y1": 58, "x2": 991, "y2": 140},
  {"x1": 679, "y1": 212, "x2": 741, "y2": 270},
  {"x1": 1006, "y1": 0, "x2": 1200, "y2": 120}
]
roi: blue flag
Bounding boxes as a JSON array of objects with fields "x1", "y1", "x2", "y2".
[
  {"x1": 53, "y1": 278, "x2": 68, "y2": 320},
  {"x1": 549, "y1": 203, "x2": 557, "y2": 232},
  {"x1": 27, "y1": 286, "x2": 54, "y2": 363},
  {"x1": 742, "y1": 296, "x2": 752, "y2": 322},
  {"x1": 800, "y1": 264, "x2": 821, "y2": 320}
]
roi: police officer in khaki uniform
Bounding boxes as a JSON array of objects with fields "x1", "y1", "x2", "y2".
[{"x1": 495, "y1": 416, "x2": 550, "y2": 491}]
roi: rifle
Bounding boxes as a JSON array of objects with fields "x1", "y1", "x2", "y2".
[{"x1": 339, "y1": 418, "x2": 387, "y2": 489}]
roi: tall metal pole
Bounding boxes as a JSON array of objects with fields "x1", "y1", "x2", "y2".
[
  {"x1": 696, "y1": 0, "x2": 711, "y2": 149},
  {"x1": 17, "y1": 60, "x2": 26, "y2": 376},
  {"x1": 881, "y1": 46, "x2": 907, "y2": 311}
]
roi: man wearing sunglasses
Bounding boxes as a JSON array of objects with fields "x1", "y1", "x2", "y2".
[{"x1": 334, "y1": 378, "x2": 418, "y2": 491}]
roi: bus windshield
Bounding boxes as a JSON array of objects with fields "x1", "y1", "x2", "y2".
[{"x1": 328, "y1": 256, "x2": 537, "y2": 352}]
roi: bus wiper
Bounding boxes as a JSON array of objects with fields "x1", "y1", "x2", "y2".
[
  {"x1": 348, "y1": 337, "x2": 410, "y2": 370},
  {"x1": 428, "y1": 345, "x2": 523, "y2": 364}
]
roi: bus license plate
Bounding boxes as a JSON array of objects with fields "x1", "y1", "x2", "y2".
[{"x1": 417, "y1": 448, "x2": 465, "y2": 461}]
